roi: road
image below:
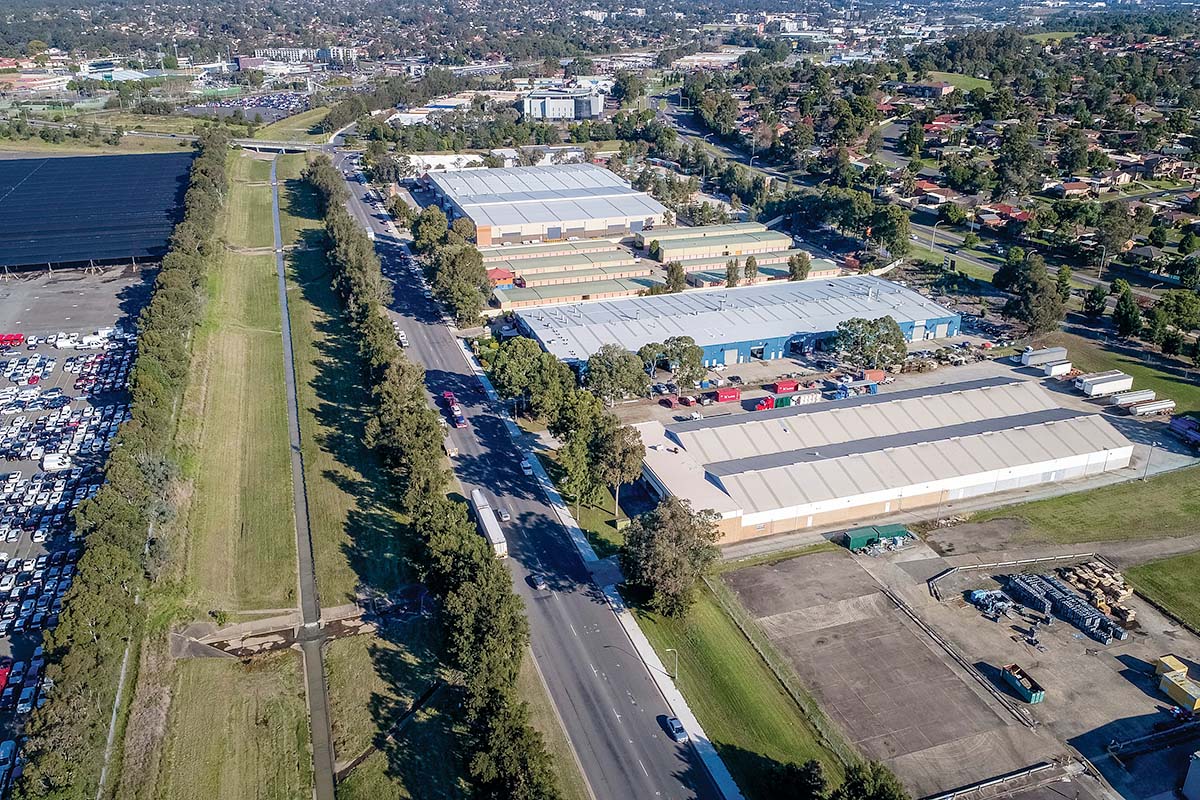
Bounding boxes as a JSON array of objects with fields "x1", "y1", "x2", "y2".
[
  {"x1": 270, "y1": 159, "x2": 337, "y2": 800},
  {"x1": 334, "y1": 153, "x2": 721, "y2": 800}
]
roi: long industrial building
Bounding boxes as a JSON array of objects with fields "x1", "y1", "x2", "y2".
[
  {"x1": 426, "y1": 163, "x2": 667, "y2": 246},
  {"x1": 635, "y1": 377, "x2": 1134, "y2": 543},
  {"x1": 516, "y1": 275, "x2": 960, "y2": 365}
]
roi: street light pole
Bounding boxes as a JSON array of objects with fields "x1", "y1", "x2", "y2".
[
  {"x1": 1097, "y1": 244, "x2": 1108, "y2": 285},
  {"x1": 930, "y1": 220, "x2": 943, "y2": 256},
  {"x1": 665, "y1": 648, "x2": 679, "y2": 680},
  {"x1": 1142, "y1": 441, "x2": 1159, "y2": 481}
]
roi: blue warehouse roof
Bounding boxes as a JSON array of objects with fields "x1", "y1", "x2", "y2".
[{"x1": 518, "y1": 275, "x2": 960, "y2": 362}]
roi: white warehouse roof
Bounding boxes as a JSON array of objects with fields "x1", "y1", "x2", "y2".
[
  {"x1": 428, "y1": 163, "x2": 666, "y2": 229},
  {"x1": 636, "y1": 378, "x2": 1134, "y2": 521},
  {"x1": 519, "y1": 275, "x2": 958, "y2": 361}
]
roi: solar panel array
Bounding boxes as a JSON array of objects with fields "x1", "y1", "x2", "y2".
[{"x1": 0, "y1": 152, "x2": 194, "y2": 268}]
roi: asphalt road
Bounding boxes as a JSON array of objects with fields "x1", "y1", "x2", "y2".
[
  {"x1": 270, "y1": 159, "x2": 336, "y2": 800},
  {"x1": 334, "y1": 154, "x2": 721, "y2": 800}
]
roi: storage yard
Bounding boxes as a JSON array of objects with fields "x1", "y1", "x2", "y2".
[
  {"x1": 720, "y1": 541, "x2": 1200, "y2": 800},
  {"x1": 425, "y1": 163, "x2": 667, "y2": 246}
]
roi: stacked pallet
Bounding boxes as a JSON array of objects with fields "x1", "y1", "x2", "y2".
[{"x1": 1058, "y1": 561, "x2": 1136, "y2": 623}]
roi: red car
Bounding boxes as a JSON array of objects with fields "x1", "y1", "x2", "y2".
[
  {"x1": 441, "y1": 390, "x2": 458, "y2": 407},
  {"x1": 0, "y1": 657, "x2": 12, "y2": 693}
]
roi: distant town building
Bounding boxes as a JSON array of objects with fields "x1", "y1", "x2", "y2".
[
  {"x1": 522, "y1": 88, "x2": 604, "y2": 120},
  {"x1": 254, "y1": 47, "x2": 320, "y2": 63}
]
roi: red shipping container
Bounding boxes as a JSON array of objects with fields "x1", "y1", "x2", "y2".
[
  {"x1": 715, "y1": 387, "x2": 741, "y2": 403},
  {"x1": 861, "y1": 369, "x2": 886, "y2": 382},
  {"x1": 772, "y1": 379, "x2": 799, "y2": 394}
]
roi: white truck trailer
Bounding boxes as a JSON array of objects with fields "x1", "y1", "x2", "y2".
[
  {"x1": 1075, "y1": 371, "x2": 1133, "y2": 397},
  {"x1": 1111, "y1": 389, "x2": 1156, "y2": 407},
  {"x1": 1129, "y1": 399, "x2": 1176, "y2": 417},
  {"x1": 1021, "y1": 347, "x2": 1068, "y2": 367},
  {"x1": 469, "y1": 488, "x2": 508, "y2": 558}
]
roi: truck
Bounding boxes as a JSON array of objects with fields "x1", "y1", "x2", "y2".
[
  {"x1": 1129, "y1": 399, "x2": 1176, "y2": 417},
  {"x1": 713, "y1": 387, "x2": 740, "y2": 403},
  {"x1": 75, "y1": 335, "x2": 105, "y2": 350},
  {"x1": 1075, "y1": 371, "x2": 1133, "y2": 398},
  {"x1": 834, "y1": 379, "x2": 878, "y2": 400},
  {"x1": 1169, "y1": 415, "x2": 1200, "y2": 449},
  {"x1": 469, "y1": 488, "x2": 508, "y2": 558},
  {"x1": 1020, "y1": 346, "x2": 1068, "y2": 368},
  {"x1": 1002, "y1": 664, "x2": 1045, "y2": 704},
  {"x1": 1111, "y1": 389, "x2": 1156, "y2": 407}
]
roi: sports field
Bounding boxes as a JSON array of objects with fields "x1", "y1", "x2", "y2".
[
  {"x1": 255, "y1": 107, "x2": 331, "y2": 143},
  {"x1": 176, "y1": 154, "x2": 296, "y2": 612},
  {"x1": 153, "y1": 654, "x2": 313, "y2": 800}
]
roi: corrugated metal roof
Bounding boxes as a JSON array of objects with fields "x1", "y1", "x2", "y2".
[
  {"x1": 429, "y1": 163, "x2": 667, "y2": 229},
  {"x1": 519, "y1": 275, "x2": 959, "y2": 361}
]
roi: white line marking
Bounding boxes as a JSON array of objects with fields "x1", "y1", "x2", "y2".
[
  {"x1": 569, "y1": 623, "x2": 578, "y2": 637},
  {"x1": 638, "y1": 759, "x2": 649, "y2": 777},
  {"x1": 612, "y1": 707, "x2": 622, "y2": 722}
]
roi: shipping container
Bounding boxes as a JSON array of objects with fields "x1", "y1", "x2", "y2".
[
  {"x1": 714, "y1": 387, "x2": 741, "y2": 403},
  {"x1": 793, "y1": 389, "x2": 822, "y2": 406},
  {"x1": 1156, "y1": 654, "x2": 1188, "y2": 676},
  {"x1": 1111, "y1": 389, "x2": 1156, "y2": 407},
  {"x1": 1021, "y1": 346, "x2": 1068, "y2": 367},
  {"x1": 774, "y1": 394, "x2": 793, "y2": 408},
  {"x1": 1161, "y1": 673, "x2": 1200, "y2": 711},
  {"x1": 1002, "y1": 664, "x2": 1046, "y2": 704},
  {"x1": 1042, "y1": 360, "x2": 1072, "y2": 377},
  {"x1": 772, "y1": 379, "x2": 799, "y2": 394},
  {"x1": 861, "y1": 368, "x2": 887, "y2": 383},
  {"x1": 1130, "y1": 399, "x2": 1176, "y2": 417},
  {"x1": 843, "y1": 526, "x2": 879, "y2": 550}
]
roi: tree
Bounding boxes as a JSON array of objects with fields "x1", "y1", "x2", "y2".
[
  {"x1": 386, "y1": 195, "x2": 414, "y2": 227},
  {"x1": 939, "y1": 204, "x2": 967, "y2": 226},
  {"x1": 834, "y1": 317, "x2": 907, "y2": 370},
  {"x1": 1004, "y1": 257, "x2": 1064, "y2": 334},
  {"x1": 1179, "y1": 230, "x2": 1199, "y2": 255},
  {"x1": 991, "y1": 246, "x2": 1027, "y2": 293},
  {"x1": 492, "y1": 337, "x2": 547, "y2": 406},
  {"x1": 961, "y1": 232, "x2": 980, "y2": 249},
  {"x1": 900, "y1": 122, "x2": 924, "y2": 159},
  {"x1": 829, "y1": 762, "x2": 908, "y2": 800},
  {"x1": 865, "y1": 126, "x2": 883, "y2": 155},
  {"x1": 1113, "y1": 289, "x2": 1143, "y2": 338},
  {"x1": 744, "y1": 255, "x2": 758, "y2": 283},
  {"x1": 725, "y1": 258, "x2": 740, "y2": 288},
  {"x1": 1154, "y1": 289, "x2": 1200, "y2": 331},
  {"x1": 663, "y1": 336, "x2": 706, "y2": 388},
  {"x1": 468, "y1": 689, "x2": 563, "y2": 800},
  {"x1": 593, "y1": 425, "x2": 645, "y2": 517},
  {"x1": 448, "y1": 217, "x2": 476, "y2": 245},
  {"x1": 585, "y1": 344, "x2": 649, "y2": 405},
  {"x1": 432, "y1": 244, "x2": 488, "y2": 325},
  {"x1": 869, "y1": 205, "x2": 911, "y2": 255},
  {"x1": 788, "y1": 252, "x2": 812, "y2": 281},
  {"x1": 773, "y1": 760, "x2": 829, "y2": 800},
  {"x1": 413, "y1": 206, "x2": 448, "y2": 253},
  {"x1": 1055, "y1": 264, "x2": 1072, "y2": 304},
  {"x1": 620, "y1": 496, "x2": 720, "y2": 617},
  {"x1": 1083, "y1": 284, "x2": 1109, "y2": 319},
  {"x1": 612, "y1": 71, "x2": 646, "y2": 107},
  {"x1": 665, "y1": 261, "x2": 687, "y2": 293}
]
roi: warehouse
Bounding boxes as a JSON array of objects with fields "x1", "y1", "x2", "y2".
[
  {"x1": 635, "y1": 377, "x2": 1134, "y2": 543},
  {"x1": 522, "y1": 88, "x2": 604, "y2": 120},
  {"x1": 654, "y1": 230, "x2": 794, "y2": 262},
  {"x1": 516, "y1": 275, "x2": 960, "y2": 365},
  {"x1": 426, "y1": 163, "x2": 667, "y2": 246}
]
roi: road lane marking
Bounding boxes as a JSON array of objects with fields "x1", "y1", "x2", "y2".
[
  {"x1": 569, "y1": 623, "x2": 578, "y2": 637},
  {"x1": 638, "y1": 759, "x2": 649, "y2": 777},
  {"x1": 612, "y1": 707, "x2": 622, "y2": 722}
]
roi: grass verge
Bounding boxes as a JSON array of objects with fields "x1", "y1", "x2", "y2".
[
  {"x1": 324, "y1": 623, "x2": 441, "y2": 760},
  {"x1": 972, "y1": 463, "x2": 1200, "y2": 544},
  {"x1": 632, "y1": 584, "x2": 845, "y2": 800},
  {"x1": 223, "y1": 177, "x2": 275, "y2": 249},
  {"x1": 516, "y1": 653, "x2": 591, "y2": 800},
  {"x1": 154, "y1": 653, "x2": 313, "y2": 800},
  {"x1": 534, "y1": 452, "x2": 626, "y2": 558},
  {"x1": 1127, "y1": 551, "x2": 1200, "y2": 632},
  {"x1": 277, "y1": 156, "x2": 410, "y2": 602},
  {"x1": 0, "y1": 136, "x2": 189, "y2": 154},
  {"x1": 256, "y1": 107, "x2": 331, "y2": 143}
]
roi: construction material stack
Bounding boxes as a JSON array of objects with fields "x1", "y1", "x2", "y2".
[
  {"x1": 1058, "y1": 561, "x2": 1136, "y2": 623},
  {"x1": 1004, "y1": 572, "x2": 1128, "y2": 644}
]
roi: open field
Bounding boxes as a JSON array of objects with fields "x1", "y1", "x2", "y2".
[
  {"x1": 256, "y1": 107, "x2": 331, "y2": 142},
  {"x1": 324, "y1": 623, "x2": 441, "y2": 761},
  {"x1": 927, "y1": 71, "x2": 993, "y2": 92},
  {"x1": 0, "y1": 136, "x2": 189, "y2": 155},
  {"x1": 175, "y1": 154, "x2": 296, "y2": 612},
  {"x1": 517, "y1": 653, "x2": 591, "y2": 800},
  {"x1": 223, "y1": 177, "x2": 275, "y2": 250},
  {"x1": 154, "y1": 653, "x2": 312, "y2": 800},
  {"x1": 970, "y1": 464, "x2": 1200, "y2": 545},
  {"x1": 1128, "y1": 550, "x2": 1200, "y2": 631},
  {"x1": 76, "y1": 112, "x2": 215, "y2": 136},
  {"x1": 334, "y1": 691, "x2": 468, "y2": 800},
  {"x1": 278, "y1": 160, "x2": 411, "y2": 602},
  {"x1": 633, "y1": 584, "x2": 844, "y2": 800},
  {"x1": 231, "y1": 154, "x2": 274, "y2": 183},
  {"x1": 1039, "y1": 329, "x2": 1200, "y2": 413}
]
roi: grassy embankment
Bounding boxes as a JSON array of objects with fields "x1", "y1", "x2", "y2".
[{"x1": 256, "y1": 107, "x2": 332, "y2": 143}]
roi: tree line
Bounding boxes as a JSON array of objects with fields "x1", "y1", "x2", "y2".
[
  {"x1": 303, "y1": 154, "x2": 562, "y2": 798},
  {"x1": 15, "y1": 127, "x2": 235, "y2": 800}
]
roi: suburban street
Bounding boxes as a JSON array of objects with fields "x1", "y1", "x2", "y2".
[{"x1": 334, "y1": 154, "x2": 721, "y2": 800}]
